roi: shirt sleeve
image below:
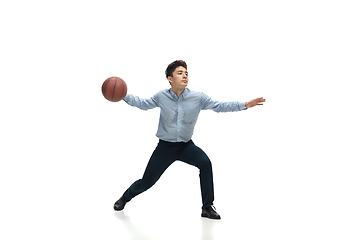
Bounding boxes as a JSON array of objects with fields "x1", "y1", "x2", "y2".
[
  {"x1": 123, "y1": 93, "x2": 159, "y2": 110},
  {"x1": 200, "y1": 93, "x2": 247, "y2": 112}
]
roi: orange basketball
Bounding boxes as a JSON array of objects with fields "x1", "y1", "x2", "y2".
[{"x1": 101, "y1": 77, "x2": 127, "y2": 102}]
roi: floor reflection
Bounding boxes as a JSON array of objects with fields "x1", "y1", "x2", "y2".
[
  {"x1": 115, "y1": 211, "x2": 219, "y2": 240},
  {"x1": 114, "y1": 211, "x2": 155, "y2": 240},
  {"x1": 201, "y1": 218, "x2": 218, "y2": 240}
]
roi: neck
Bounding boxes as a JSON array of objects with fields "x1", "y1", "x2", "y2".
[{"x1": 171, "y1": 86, "x2": 186, "y2": 98}]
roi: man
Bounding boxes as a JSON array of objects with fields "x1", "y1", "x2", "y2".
[{"x1": 114, "y1": 60, "x2": 265, "y2": 220}]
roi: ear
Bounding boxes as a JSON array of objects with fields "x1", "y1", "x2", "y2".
[{"x1": 167, "y1": 76, "x2": 172, "y2": 84}]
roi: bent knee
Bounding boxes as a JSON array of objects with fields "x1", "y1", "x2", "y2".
[{"x1": 198, "y1": 159, "x2": 212, "y2": 170}]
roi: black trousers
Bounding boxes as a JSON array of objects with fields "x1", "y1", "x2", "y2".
[{"x1": 122, "y1": 139, "x2": 215, "y2": 209}]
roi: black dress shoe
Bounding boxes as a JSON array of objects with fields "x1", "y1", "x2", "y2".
[
  {"x1": 114, "y1": 196, "x2": 127, "y2": 211},
  {"x1": 201, "y1": 206, "x2": 221, "y2": 220}
]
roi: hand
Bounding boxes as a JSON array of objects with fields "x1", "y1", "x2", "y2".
[{"x1": 245, "y1": 97, "x2": 266, "y2": 108}]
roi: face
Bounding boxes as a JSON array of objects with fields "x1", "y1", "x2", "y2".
[{"x1": 168, "y1": 66, "x2": 188, "y2": 88}]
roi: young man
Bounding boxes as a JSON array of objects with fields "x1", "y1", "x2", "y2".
[{"x1": 114, "y1": 60, "x2": 265, "y2": 219}]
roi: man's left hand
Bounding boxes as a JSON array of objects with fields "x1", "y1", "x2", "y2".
[{"x1": 245, "y1": 97, "x2": 266, "y2": 108}]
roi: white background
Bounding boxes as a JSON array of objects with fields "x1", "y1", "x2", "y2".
[{"x1": 1, "y1": 0, "x2": 359, "y2": 239}]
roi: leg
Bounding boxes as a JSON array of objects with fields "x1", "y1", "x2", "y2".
[
  {"x1": 179, "y1": 141, "x2": 214, "y2": 210},
  {"x1": 122, "y1": 141, "x2": 176, "y2": 202}
]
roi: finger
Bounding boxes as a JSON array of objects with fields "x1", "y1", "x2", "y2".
[{"x1": 255, "y1": 99, "x2": 265, "y2": 104}]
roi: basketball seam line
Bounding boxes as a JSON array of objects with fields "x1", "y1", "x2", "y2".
[
  {"x1": 111, "y1": 78, "x2": 117, "y2": 101},
  {"x1": 102, "y1": 78, "x2": 109, "y2": 96}
]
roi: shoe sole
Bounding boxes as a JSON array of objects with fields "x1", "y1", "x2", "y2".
[
  {"x1": 201, "y1": 213, "x2": 221, "y2": 220},
  {"x1": 114, "y1": 206, "x2": 124, "y2": 211}
]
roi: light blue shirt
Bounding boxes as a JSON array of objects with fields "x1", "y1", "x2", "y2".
[{"x1": 123, "y1": 88, "x2": 247, "y2": 142}]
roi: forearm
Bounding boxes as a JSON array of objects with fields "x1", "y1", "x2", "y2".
[
  {"x1": 204, "y1": 100, "x2": 247, "y2": 112},
  {"x1": 123, "y1": 94, "x2": 158, "y2": 110}
]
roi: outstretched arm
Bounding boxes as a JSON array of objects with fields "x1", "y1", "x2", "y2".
[
  {"x1": 123, "y1": 93, "x2": 159, "y2": 110},
  {"x1": 245, "y1": 97, "x2": 266, "y2": 108}
]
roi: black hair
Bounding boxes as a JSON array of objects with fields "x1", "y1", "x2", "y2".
[{"x1": 165, "y1": 60, "x2": 187, "y2": 78}]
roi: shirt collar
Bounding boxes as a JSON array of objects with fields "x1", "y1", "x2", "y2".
[{"x1": 170, "y1": 88, "x2": 189, "y2": 100}]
